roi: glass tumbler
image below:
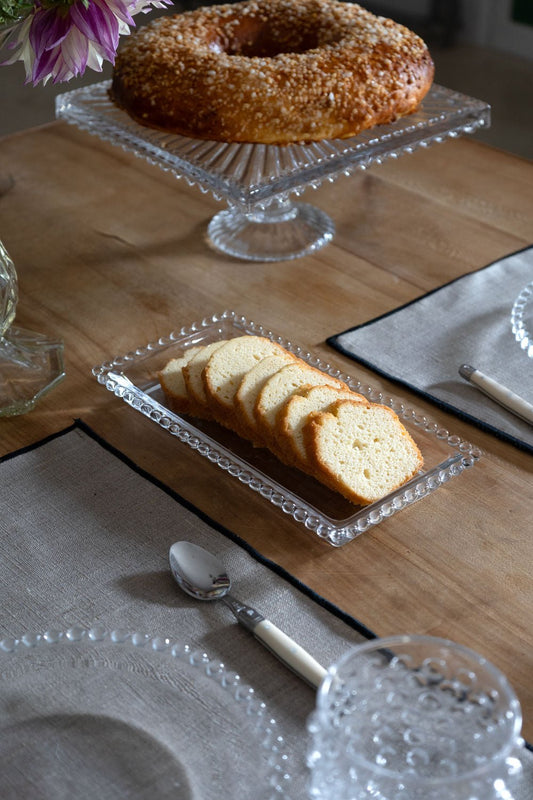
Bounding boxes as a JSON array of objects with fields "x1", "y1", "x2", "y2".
[{"x1": 307, "y1": 635, "x2": 524, "y2": 800}]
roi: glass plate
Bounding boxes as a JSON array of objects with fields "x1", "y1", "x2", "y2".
[
  {"x1": 92, "y1": 311, "x2": 482, "y2": 547},
  {"x1": 511, "y1": 282, "x2": 533, "y2": 358},
  {"x1": 56, "y1": 81, "x2": 490, "y2": 210},
  {"x1": 0, "y1": 626, "x2": 290, "y2": 800}
]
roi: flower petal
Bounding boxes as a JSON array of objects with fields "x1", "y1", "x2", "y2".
[
  {"x1": 70, "y1": 0, "x2": 118, "y2": 60},
  {"x1": 57, "y1": 27, "x2": 89, "y2": 77},
  {"x1": 85, "y1": 43, "x2": 104, "y2": 72},
  {"x1": 1, "y1": 0, "x2": 175, "y2": 84},
  {"x1": 31, "y1": 44, "x2": 61, "y2": 84},
  {"x1": 30, "y1": 8, "x2": 71, "y2": 53},
  {"x1": 106, "y1": 0, "x2": 136, "y2": 27},
  {"x1": 129, "y1": 0, "x2": 173, "y2": 14}
]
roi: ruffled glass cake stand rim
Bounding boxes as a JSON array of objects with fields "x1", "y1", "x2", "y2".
[{"x1": 55, "y1": 82, "x2": 490, "y2": 262}]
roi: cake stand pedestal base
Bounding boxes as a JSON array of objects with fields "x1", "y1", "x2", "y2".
[{"x1": 207, "y1": 198, "x2": 335, "y2": 262}]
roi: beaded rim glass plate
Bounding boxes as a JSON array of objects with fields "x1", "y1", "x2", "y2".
[
  {"x1": 0, "y1": 626, "x2": 291, "y2": 800},
  {"x1": 511, "y1": 282, "x2": 533, "y2": 358},
  {"x1": 92, "y1": 311, "x2": 482, "y2": 547}
]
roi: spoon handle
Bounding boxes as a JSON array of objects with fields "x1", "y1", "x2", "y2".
[
  {"x1": 222, "y1": 594, "x2": 327, "y2": 688},
  {"x1": 253, "y1": 618, "x2": 328, "y2": 689}
]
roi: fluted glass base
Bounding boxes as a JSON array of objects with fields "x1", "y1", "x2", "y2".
[
  {"x1": 0, "y1": 327, "x2": 65, "y2": 417},
  {"x1": 207, "y1": 200, "x2": 335, "y2": 262}
]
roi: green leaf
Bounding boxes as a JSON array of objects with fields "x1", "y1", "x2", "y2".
[{"x1": 0, "y1": 0, "x2": 33, "y2": 26}]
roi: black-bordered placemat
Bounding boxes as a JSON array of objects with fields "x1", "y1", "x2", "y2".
[
  {"x1": 328, "y1": 246, "x2": 533, "y2": 453},
  {"x1": 2, "y1": 420, "x2": 530, "y2": 767}
]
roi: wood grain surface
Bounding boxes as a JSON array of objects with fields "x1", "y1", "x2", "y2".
[{"x1": 1, "y1": 121, "x2": 532, "y2": 740}]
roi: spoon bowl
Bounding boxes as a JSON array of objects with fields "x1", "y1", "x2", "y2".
[{"x1": 170, "y1": 541, "x2": 230, "y2": 600}]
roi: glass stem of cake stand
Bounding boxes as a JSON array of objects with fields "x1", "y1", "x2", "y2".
[
  {"x1": 0, "y1": 239, "x2": 65, "y2": 417},
  {"x1": 206, "y1": 193, "x2": 335, "y2": 262}
]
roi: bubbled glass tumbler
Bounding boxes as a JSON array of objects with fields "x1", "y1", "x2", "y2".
[
  {"x1": 307, "y1": 635, "x2": 524, "y2": 800},
  {"x1": 0, "y1": 239, "x2": 65, "y2": 416}
]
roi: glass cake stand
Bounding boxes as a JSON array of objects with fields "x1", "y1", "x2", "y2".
[{"x1": 56, "y1": 82, "x2": 490, "y2": 262}]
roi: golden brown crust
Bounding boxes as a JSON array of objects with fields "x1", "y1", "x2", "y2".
[{"x1": 110, "y1": 0, "x2": 434, "y2": 145}]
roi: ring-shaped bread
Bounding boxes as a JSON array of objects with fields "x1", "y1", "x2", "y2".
[{"x1": 110, "y1": 0, "x2": 434, "y2": 145}]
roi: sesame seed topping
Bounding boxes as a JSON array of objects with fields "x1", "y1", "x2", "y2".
[{"x1": 110, "y1": 0, "x2": 434, "y2": 144}]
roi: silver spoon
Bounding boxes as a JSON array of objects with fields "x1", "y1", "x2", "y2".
[{"x1": 169, "y1": 540, "x2": 327, "y2": 688}]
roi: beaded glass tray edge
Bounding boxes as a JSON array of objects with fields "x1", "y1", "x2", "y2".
[
  {"x1": 92, "y1": 311, "x2": 482, "y2": 547},
  {"x1": 56, "y1": 81, "x2": 490, "y2": 210}
]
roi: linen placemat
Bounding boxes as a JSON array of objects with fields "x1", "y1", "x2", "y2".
[
  {"x1": 0, "y1": 422, "x2": 372, "y2": 799},
  {"x1": 328, "y1": 246, "x2": 533, "y2": 453},
  {"x1": 1, "y1": 422, "x2": 531, "y2": 798}
]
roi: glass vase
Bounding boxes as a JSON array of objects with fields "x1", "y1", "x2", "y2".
[{"x1": 0, "y1": 239, "x2": 65, "y2": 417}]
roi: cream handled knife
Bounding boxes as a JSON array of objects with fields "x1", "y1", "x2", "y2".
[{"x1": 459, "y1": 364, "x2": 533, "y2": 427}]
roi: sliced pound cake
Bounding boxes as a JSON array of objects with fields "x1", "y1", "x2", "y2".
[
  {"x1": 234, "y1": 351, "x2": 296, "y2": 444},
  {"x1": 275, "y1": 383, "x2": 365, "y2": 468},
  {"x1": 182, "y1": 339, "x2": 229, "y2": 417},
  {"x1": 158, "y1": 334, "x2": 424, "y2": 506},
  {"x1": 254, "y1": 362, "x2": 349, "y2": 450},
  {"x1": 157, "y1": 345, "x2": 204, "y2": 414},
  {"x1": 203, "y1": 336, "x2": 289, "y2": 430},
  {"x1": 303, "y1": 398, "x2": 423, "y2": 505}
]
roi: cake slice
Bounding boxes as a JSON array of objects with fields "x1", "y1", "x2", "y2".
[
  {"x1": 303, "y1": 398, "x2": 423, "y2": 505},
  {"x1": 254, "y1": 361, "x2": 348, "y2": 449},
  {"x1": 157, "y1": 345, "x2": 204, "y2": 414},
  {"x1": 234, "y1": 352, "x2": 296, "y2": 443},
  {"x1": 275, "y1": 383, "x2": 365, "y2": 468},
  {"x1": 202, "y1": 335, "x2": 289, "y2": 429},
  {"x1": 182, "y1": 339, "x2": 229, "y2": 417}
]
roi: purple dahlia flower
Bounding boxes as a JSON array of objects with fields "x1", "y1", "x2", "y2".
[{"x1": 0, "y1": 0, "x2": 172, "y2": 85}]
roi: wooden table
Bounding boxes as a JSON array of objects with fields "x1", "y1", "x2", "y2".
[{"x1": 1, "y1": 121, "x2": 532, "y2": 740}]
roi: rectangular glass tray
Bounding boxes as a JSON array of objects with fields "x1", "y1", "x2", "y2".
[{"x1": 93, "y1": 312, "x2": 482, "y2": 547}]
